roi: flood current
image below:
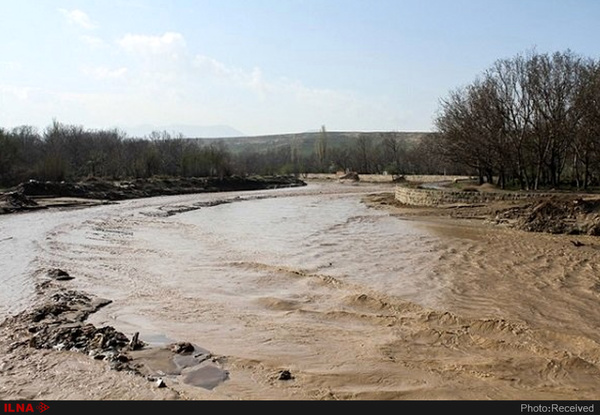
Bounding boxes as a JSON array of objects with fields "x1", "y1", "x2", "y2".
[
  {"x1": 0, "y1": 182, "x2": 441, "y2": 320},
  {"x1": 3, "y1": 181, "x2": 600, "y2": 399}
]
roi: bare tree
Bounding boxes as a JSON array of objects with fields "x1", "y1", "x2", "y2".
[{"x1": 435, "y1": 49, "x2": 598, "y2": 190}]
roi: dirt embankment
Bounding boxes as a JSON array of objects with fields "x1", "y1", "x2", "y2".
[
  {"x1": 0, "y1": 175, "x2": 306, "y2": 214},
  {"x1": 366, "y1": 190, "x2": 600, "y2": 237},
  {"x1": 495, "y1": 196, "x2": 600, "y2": 235}
]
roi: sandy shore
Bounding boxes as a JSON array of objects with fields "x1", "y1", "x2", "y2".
[{"x1": 2, "y1": 182, "x2": 600, "y2": 400}]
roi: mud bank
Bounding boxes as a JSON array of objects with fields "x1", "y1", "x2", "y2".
[
  {"x1": 370, "y1": 190, "x2": 600, "y2": 237},
  {"x1": 0, "y1": 175, "x2": 306, "y2": 214},
  {"x1": 0, "y1": 276, "x2": 230, "y2": 400}
]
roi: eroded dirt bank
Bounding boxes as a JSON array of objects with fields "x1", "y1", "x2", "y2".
[
  {"x1": 0, "y1": 175, "x2": 306, "y2": 214},
  {"x1": 2, "y1": 183, "x2": 600, "y2": 400}
]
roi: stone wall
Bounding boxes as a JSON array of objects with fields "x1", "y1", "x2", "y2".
[
  {"x1": 394, "y1": 186, "x2": 552, "y2": 206},
  {"x1": 401, "y1": 175, "x2": 473, "y2": 183}
]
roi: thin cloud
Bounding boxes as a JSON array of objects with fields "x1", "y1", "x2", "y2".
[
  {"x1": 118, "y1": 32, "x2": 186, "y2": 56},
  {"x1": 192, "y1": 54, "x2": 350, "y2": 103},
  {"x1": 81, "y1": 65, "x2": 128, "y2": 80},
  {"x1": 59, "y1": 9, "x2": 97, "y2": 30},
  {"x1": 3, "y1": 28, "x2": 393, "y2": 134},
  {"x1": 193, "y1": 55, "x2": 265, "y2": 91},
  {"x1": 0, "y1": 84, "x2": 37, "y2": 101}
]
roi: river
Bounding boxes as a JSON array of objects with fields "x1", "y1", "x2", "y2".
[{"x1": 2, "y1": 180, "x2": 600, "y2": 400}]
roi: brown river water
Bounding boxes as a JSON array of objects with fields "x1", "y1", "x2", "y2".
[{"x1": 1, "y1": 181, "x2": 600, "y2": 400}]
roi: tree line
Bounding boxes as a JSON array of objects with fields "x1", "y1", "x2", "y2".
[
  {"x1": 434, "y1": 49, "x2": 600, "y2": 190},
  {"x1": 0, "y1": 121, "x2": 233, "y2": 187},
  {"x1": 0, "y1": 120, "x2": 454, "y2": 188}
]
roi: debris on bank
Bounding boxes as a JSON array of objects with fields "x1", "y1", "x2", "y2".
[
  {"x1": 0, "y1": 191, "x2": 39, "y2": 213},
  {"x1": 1, "y1": 278, "x2": 229, "y2": 390},
  {"x1": 338, "y1": 171, "x2": 360, "y2": 182},
  {"x1": 47, "y1": 268, "x2": 74, "y2": 281},
  {"x1": 1, "y1": 285, "x2": 137, "y2": 371},
  {"x1": 495, "y1": 196, "x2": 600, "y2": 235}
]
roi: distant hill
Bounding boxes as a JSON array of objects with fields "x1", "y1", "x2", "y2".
[
  {"x1": 195, "y1": 131, "x2": 434, "y2": 155},
  {"x1": 126, "y1": 124, "x2": 246, "y2": 139}
]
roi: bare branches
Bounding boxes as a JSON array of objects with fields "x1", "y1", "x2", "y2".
[{"x1": 434, "y1": 49, "x2": 600, "y2": 190}]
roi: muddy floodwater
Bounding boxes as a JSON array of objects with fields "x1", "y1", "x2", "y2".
[{"x1": 2, "y1": 181, "x2": 600, "y2": 400}]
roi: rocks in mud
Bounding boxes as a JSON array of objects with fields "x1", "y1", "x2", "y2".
[
  {"x1": 47, "y1": 268, "x2": 74, "y2": 281},
  {"x1": 2, "y1": 282, "x2": 230, "y2": 392},
  {"x1": 4, "y1": 191, "x2": 38, "y2": 207},
  {"x1": 129, "y1": 332, "x2": 145, "y2": 351},
  {"x1": 23, "y1": 288, "x2": 110, "y2": 324},
  {"x1": 30, "y1": 323, "x2": 130, "y2": 359},
  {"x1": 132, "y1": 341, "x2": 229, "y2": 390},
  {"x1": 4, "y1": 286, "x2": 143, "y2": 372},
  {"x1": 278, "y1": 369, "x2": 294, "y2": 381},
  {"x1": 169, "y1": 342, "x2": 195, "y2": 354},
  {"x1": 0, "y1": 191, "x2": 39, "y2": 214}
]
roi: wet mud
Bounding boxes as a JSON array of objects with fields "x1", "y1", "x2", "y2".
[{"x1": 1, "y1": 182, "x2": 600, "y2": 400}]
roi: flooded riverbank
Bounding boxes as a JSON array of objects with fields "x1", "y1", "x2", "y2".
[{"x1": 1, "y1": 181, "x2": 600, "y2": 400}]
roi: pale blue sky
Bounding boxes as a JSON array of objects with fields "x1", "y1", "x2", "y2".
[{"x1": 1, "y1": 0, "x2": 599, "y2": 136}]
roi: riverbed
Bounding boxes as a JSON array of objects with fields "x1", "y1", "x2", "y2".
[{"x1": 1, "y1": 181, "x2": 600, "y2": 400}]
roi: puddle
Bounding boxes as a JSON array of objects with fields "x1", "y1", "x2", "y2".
[{"x1": 131, "y1": 342, "x2": 229, "y2": 389}]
